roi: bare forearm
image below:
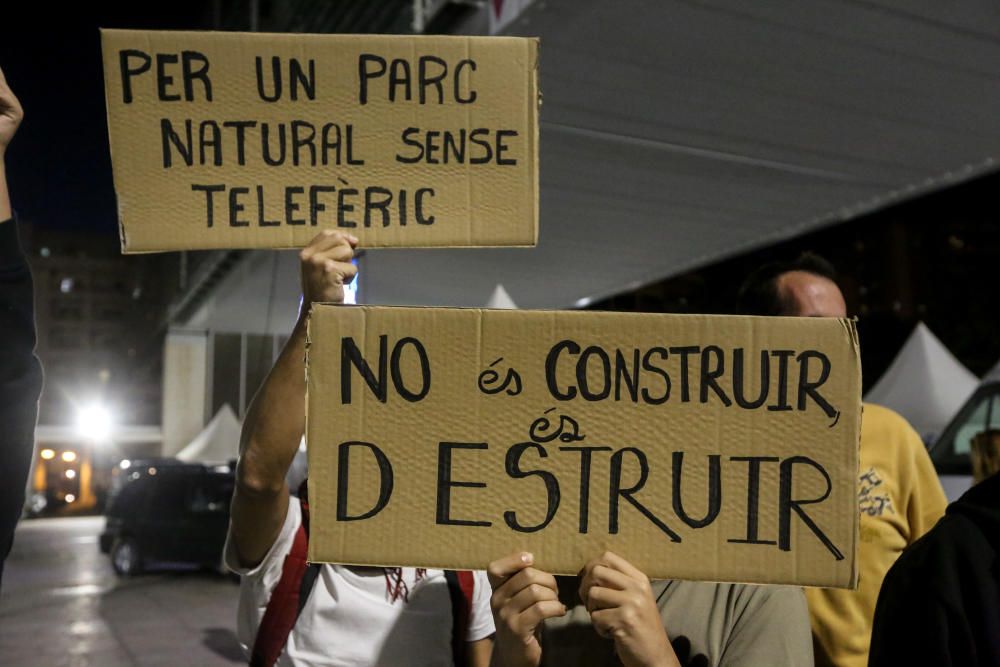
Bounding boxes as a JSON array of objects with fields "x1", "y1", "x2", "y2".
[
  {"x1": 468, "y1": 638, "x2": 494, "y2": 667},
  {"x1": 238, "y1": 314, "x2": 309, "y2": 493},
  {"x1": 229, "y1": 314, "x2": 308, "y2": 567},
  {"x1": 229, "y1": 231, "x2": 357, "y2": 568},
  {"x1": 0, "y1": 160, "x2": 11, "y2": 220},
  {"x1": 238, "y1": 229, "x2": 357, "y2": 486}
]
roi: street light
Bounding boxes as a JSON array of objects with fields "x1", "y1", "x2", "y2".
[{"x1": 75, "y1": 404, "x2": 114, "y2": 443}]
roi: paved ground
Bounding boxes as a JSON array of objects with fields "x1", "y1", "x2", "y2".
[{"x1": 0, "y1": 516, "x2": 243, "y2": 666}]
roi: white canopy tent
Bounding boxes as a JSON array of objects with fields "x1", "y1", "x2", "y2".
[
  {"x1": 865, "y1": 322, "x2": 978, "y2": 441},
  {"x1": 175, "y1": 404, "x2": 242, "y2": 464},
  {"x1": 485, "y1": 284, "x2": 519, "y2": 309}
]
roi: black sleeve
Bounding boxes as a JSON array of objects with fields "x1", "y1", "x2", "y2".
[{"x1": 0, "y1": 215, "x2": 44, "y2": 585}]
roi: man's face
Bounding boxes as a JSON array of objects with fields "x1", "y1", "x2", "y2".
[{"x1": 775, "y1": 270, "x2": 847, "y2": 318}]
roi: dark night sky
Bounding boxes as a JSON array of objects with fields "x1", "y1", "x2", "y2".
[{"x1": 2, "y1": 4, "x2": 210, "y2": 235}]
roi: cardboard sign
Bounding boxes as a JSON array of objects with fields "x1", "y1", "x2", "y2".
[
  {"x1": 101, "y1": 30, "x2": 539, "y2": 253},
  {"x1": 305, "y1": 305, "x2": 862, "y2": 588}
]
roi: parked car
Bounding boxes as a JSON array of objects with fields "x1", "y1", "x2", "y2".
[
  {"x1": 100, "y1": 460, "x2": 234, "y2": 576},
  {"x1": 930, "y1": 372, "x2": 1000, "y2": 501}
]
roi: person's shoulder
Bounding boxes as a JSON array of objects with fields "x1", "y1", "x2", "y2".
[
  {"x1": 879, "y1": 521, "x2": 949, "y2": 599},
  {"x1": 665, "y1": 579, "x2": 805, "y2": 615},
  {"x1": 862, "y1": 402, "x2": 914, "y2": 432},
  {"x1": 862, "y1": 402, "x2": 924, "y2": 448},
  {"x1": 893, "y1": 509, "x2": 984, "y2": 574},
  {"x1": 727, "y1": 581, "x2": 805, "y2": 611}
]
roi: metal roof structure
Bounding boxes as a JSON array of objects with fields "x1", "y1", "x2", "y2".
[{"x1": 176, "y1": 0, "x2": 1000, "y2": 328}]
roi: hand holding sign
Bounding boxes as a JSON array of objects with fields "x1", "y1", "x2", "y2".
[
  {"x1": 579, "y1": 552, "x2": 679, "y2": 667},
  {"x1": 300, "y1": 230, "x2": 358, "y2": 307},
  {"x1": 488, "y1": 552, "x2": 566, "y2": 667},
  {"x1": 0, "y1": 65, "x2": 22, "y2": 220},
  {"x1": 0, "y1": 66, "x2": 21, "y2": 154}
]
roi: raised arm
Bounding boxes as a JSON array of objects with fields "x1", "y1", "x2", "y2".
[{"x1": 227, "y1": 230, "x2": 357, "y2": 568}]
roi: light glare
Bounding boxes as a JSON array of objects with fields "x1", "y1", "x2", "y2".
[{"x1": 75, "y1": 404, "x2": 113, "y2": 442}]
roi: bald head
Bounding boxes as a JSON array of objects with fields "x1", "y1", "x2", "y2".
[
  {"x1": 775, "y1": 270, "x2": 846, "y2": 318},
  {"x1": 737, "y1": 253, "x2": 846, "y2": 317}
]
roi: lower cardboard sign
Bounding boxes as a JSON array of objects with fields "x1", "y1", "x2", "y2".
[{"x1": 305, "y1": 305, "x2": 861, "y2": 588}]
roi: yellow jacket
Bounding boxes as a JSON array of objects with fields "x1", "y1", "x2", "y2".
[{"x1": 806, "y1": 403, "x2": 947, "y2": 667}]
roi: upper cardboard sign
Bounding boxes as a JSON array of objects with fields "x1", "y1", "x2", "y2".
[
  {"x1": 100, "y1": 29, "x2": 539, "y2": 253},
  {"x1": 305, "y1": 305, "x2": 862, "y2": 588}
]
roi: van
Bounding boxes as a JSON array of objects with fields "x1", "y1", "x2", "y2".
[
  {"x1": 930, "y1": 369, "x2": 1000, "y2": 501},
  {"x1": 99, "y1": 460, "x2": 234, "y2": 576}
]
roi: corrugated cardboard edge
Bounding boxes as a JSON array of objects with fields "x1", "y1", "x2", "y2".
[
  {"x1": 843, "y1": 316, "x2": 862, "y2": 591},
  {"x1": 99, "y1": 28, "x2": 129, "y2": 254},
  {"x1": 529, "y1": 37, "x2": 540, "y2": 246},
  {"x1": 304, "y1": 308, "x2": 314, "y2": 561},
  {"x1": 304, "y1": 303, "x2": 352, "y2": 565}
]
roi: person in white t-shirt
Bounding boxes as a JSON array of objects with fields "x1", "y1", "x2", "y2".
[{"x1": 225, "y1": 231, "x2": 495, "y2": 667}]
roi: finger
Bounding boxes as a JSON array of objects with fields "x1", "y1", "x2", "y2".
[
  {"x1": 318, "y1": 229, "x2": 359, "y2": 251},
  {"x1": 505, "y1": 581, "x2": 559, "y2": 615},
  {"x1": 579, "y1": 565, "x2": 632, "y2": 605},
  {"x1": 303, "y1": 250, "x2": 355, "y2": 282},
  {"x1": 579, "y1": 552, "x2": 615, "y2": 579},
  {"x1": 583, "y1": 585, "x2": 630, "y2": 613},
  {"x1": 304, "y1": 249, "x2": 354, "y2": 280},
  {"x1": 310, "y1": 242, "x2": 356, "y2": 263},
  {"x1": 594, "y1": 551, "x2": 648, "y2": 584},
  {"x1": 491, "y1": 566, "x2": 558, "y2": 611},
  {"x1": 303, "y1": 230, "x2": 358, "y2": 256},
  {"x1": 322, "y1": 260, "x2": 357, "y2": 284},
  {"x1": 487, "y1": 552, "x2": 534, "y2": 589},
  {"x1": 337, "y1": 261, "x2": 358, "y2": 285},
  {"x1": 578, "y1": 555, "x2": 610, "y2": 600},
  {"x1": 515, "y1": 599, "x2": 567, "y2": 630},
  {"x1": 503, "y1": 567, "x2": 558, "y2": 600}
]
